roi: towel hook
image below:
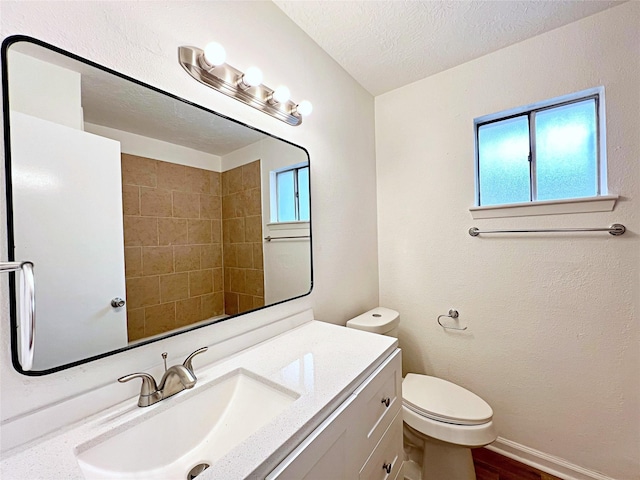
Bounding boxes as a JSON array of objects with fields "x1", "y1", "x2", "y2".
[{"x1": 437, "y1": 309, "x2": 467, "y2": 331}]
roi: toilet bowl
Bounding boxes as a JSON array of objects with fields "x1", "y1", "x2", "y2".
[{"x1": 347, "y1": 308, "x2": 497, "y2": 480}]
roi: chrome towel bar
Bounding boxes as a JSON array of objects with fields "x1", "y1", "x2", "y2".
[
  {"x1": 264, "y1": 235, "x2": 310, "y2": 242},
  {"x1": 469, "y1": 223, "x2": 626, "y2": 237},
  {"x1": 0, "y1": 261, "x2": 35, "y2": 370}
]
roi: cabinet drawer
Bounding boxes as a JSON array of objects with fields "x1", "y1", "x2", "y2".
[
  {"x1": 353, "y1": 349, "x2": 402, "y2": 462},
  {"x1": 359, "y1": 409, "x2": 403, "y2": 480}
]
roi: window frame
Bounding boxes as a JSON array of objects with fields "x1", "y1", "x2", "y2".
[
  {"x1": 271, "y1": 163, "x2": 310, "y2": 223},
  {"x1": 473, "y1": 87, "x2": 607, "y2": 209}
]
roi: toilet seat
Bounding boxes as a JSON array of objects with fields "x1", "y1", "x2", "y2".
[
  {"x1": 402, "y1": 404, "x2": 496, "y2": 447},
  {"x1": 402, "y1": 374, "x2": 493, "y2": 426}
]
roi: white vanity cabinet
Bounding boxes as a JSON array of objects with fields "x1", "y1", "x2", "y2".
[{"x1": 267, "y1": 349, "x2": 403, "y2": 480}]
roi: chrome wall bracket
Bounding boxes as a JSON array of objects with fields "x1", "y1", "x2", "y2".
[
  {"x1": 437, "y1": 309, "x2": 467, "y2": 331},
  {"x1": 178, "y1": 46, "x2": 303, "y2": 126}
]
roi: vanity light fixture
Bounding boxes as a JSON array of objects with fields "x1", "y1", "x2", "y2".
[
  {"x1": 178, "y1": 43, "x2": 312, "y2": 126},
  {"x1": 294, "y1": 100, "x2": 313, "y2": 116},
  {"x1": 203, "y1": 42, "x2": 226, "y2": 66},
  {"x1": 269, "y1": 85, "x2": 290, "y2": 105}
]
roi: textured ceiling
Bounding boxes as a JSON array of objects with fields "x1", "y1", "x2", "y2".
[
  {"x1": 80, "y1": 71, "x2": 267, "y2": 157},
  {"x1": 274, "y1": 0, "x2": 624, "y2": 96}
]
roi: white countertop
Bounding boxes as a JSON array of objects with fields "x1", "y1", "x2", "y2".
[{"x1": 0, "y1": 320, "x2": 397, "y2": 480}]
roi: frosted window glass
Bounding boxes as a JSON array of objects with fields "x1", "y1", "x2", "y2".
[
  {"x1": 478, "y1": 116, "x2": 530, "y2": 206},
  {"x1": 535, "y1": 99, "x2": 597, "y2": 201},
  {"x1": 298, "y1": 166, "x2": 310, "y2": 221},
  {"x1": 277, "y1": 170, "x2": 295, "y2": 222}
]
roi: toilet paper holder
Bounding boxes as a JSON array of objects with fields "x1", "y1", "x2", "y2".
[{"x1": 437, "y1": 309, "x2": 467, "y2": 331}]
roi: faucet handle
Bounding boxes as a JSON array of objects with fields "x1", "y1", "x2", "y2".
[
  {"x1": 118, "y1": 372, "x2": 159, "y2": 396},
  {"x1": 183, "y1": 346, "x2": 208, "y2": 372},
  {"x1": 162, "y1": 352, "x2": 168, "y2": 372}
]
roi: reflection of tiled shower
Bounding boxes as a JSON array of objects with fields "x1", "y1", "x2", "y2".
[
  {"x1": 221, "y1": 160, "x2": 265, "y2": 315},
  {"x1": 121, "y1": 154, "x2": 264, "y2": 342}
]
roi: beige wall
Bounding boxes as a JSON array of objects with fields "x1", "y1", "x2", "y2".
[{"x1": 375, "y1": 3, "x2": 639, "y2": 479}]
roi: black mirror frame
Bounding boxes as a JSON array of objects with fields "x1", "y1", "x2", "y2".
[{"x1": 1, "y1": 35, "x2": 313, "y2": 376}]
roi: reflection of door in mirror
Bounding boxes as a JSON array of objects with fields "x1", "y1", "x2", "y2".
[
  {"x1": 9, "y1": 51, "x2": 129, "y2": 370},
  {"x1": 11, "y1": 113, "x2": 129, "y2": 369},
  {"x1": 5, "y1": 38, "x2": 311, "y2": 373}
]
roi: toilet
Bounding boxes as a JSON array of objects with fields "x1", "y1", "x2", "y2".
[{"x1": 347, "y1": 307, "x2": 497, "y2": 480}]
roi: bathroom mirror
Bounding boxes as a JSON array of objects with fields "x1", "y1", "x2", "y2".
[{"x1": 2, "y1": 36, "x2": 312, "y2": 375}]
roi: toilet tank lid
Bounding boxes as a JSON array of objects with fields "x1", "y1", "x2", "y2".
[{"x1": 346, "y1": 307, "x2": 399, "y2": 334}]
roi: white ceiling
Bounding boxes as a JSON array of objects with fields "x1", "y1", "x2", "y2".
[{"x1": 274, "y1": 0, "x2": 625, "y2": 96}]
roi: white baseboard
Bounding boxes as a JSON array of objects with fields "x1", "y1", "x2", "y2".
[{"x1": 486, "y1": 437, "x2": 617, "y2": 480}]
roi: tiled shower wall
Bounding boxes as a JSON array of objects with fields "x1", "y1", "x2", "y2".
[
  {"x1": 121, "y1": 154, "x2": 224, "y2": 342},
  {"x1": 221, "y1": 160, "x2": 265, "y2": 315}
]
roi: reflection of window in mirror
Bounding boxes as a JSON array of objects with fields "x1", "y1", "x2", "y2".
[{"x1": 270, "y1": 163, "x2": 310, "y2": 223}]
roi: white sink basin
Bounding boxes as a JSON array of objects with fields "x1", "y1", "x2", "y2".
[{"x1": 75, "y1": 369, "x2": 299, "y2": 479}]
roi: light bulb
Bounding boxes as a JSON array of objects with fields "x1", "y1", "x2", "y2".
[
  {"x1": 203, "y1": 42, "x2": 226, "y2": 67},
  {"x1": 296, "y1": 100, "x2": 313, "y2": 116},
  {"x1": 242, "y1": 66, "x2": 263, "y2": 87},
  {"x1": 272, "y1": 86, "x2": 291, "y2": 104}
]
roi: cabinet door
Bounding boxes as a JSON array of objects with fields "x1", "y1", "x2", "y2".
[{"x1": 266, "y1": 395, "x2": 357, "y2": 480}]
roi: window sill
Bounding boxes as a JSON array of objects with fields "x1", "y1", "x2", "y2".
[
  {"x1": 267, "y1": 221, "x2": 310, "y2": 230},
  {"x1": 469, "y1": 195, "x2": 618, "y2": 219}
]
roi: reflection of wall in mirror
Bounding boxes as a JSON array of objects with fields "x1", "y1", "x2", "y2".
[
  {"x1": 221, "y1": 161, "x2": 265, "y2": 315},
  {"x1": 120, "y1": 154, "x2": 225, "y2": 342},
  {"x1": 94, "y1": 124, "x2": 311, "y2": 341},
  {"x1": 117, "y1": 150, "x2": 267, "y2": 342},
  {"x1": 89, "y1": 127, "x2": 310, "y2": 317},
  {"x1": 223, "y1": 140, "x2": 312, "y2": 305},
  {"x1": 8, "y1": 51, "x2": 83, "y2": 129}
]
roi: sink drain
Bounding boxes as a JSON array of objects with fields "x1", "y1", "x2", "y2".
[{"x1": 187, "y1": 463, "x2": 210, "y2": 479}]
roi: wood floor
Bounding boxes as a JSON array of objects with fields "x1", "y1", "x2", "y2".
[{"x1": 472, "y1": 448, "x2": 562, "y2": 480}]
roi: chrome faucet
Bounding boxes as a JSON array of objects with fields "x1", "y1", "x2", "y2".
[{"x1": 118, "y1": 347, "x2": 208, "y2": 407}]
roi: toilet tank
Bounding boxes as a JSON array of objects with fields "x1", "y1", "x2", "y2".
[{"x1": 346, "y1": 307, "x2": 400, "y2": 338}]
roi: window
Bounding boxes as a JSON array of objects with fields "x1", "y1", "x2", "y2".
[
  {"x1": 475, "y1": 90, "x2": 603, "y2": 207},
  {"x1": 273, "y1": 165, "x2": 310, "y2": 222}
]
